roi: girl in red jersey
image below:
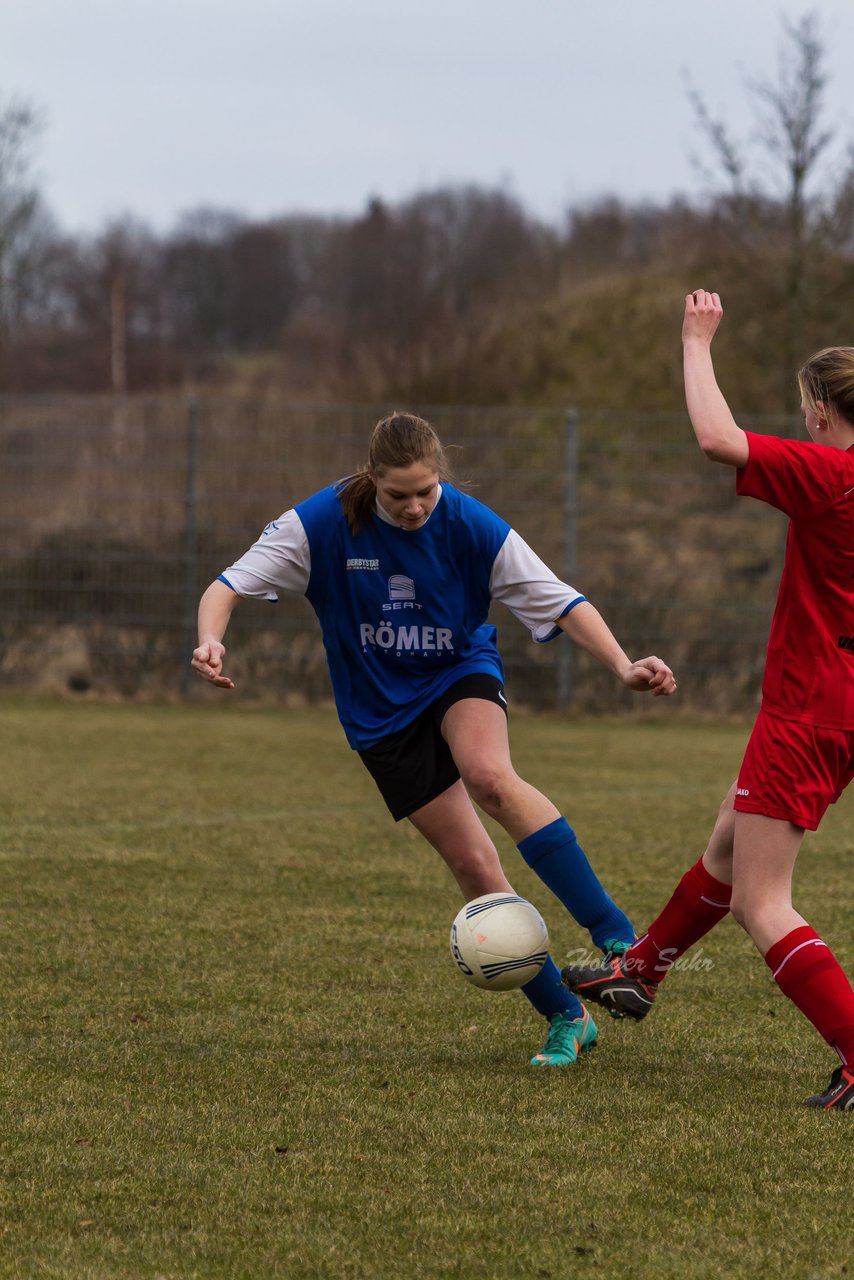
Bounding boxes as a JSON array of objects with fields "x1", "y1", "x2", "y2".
[{"x1": 565, "y1": 291, "x2": 854, "y2": 1111}]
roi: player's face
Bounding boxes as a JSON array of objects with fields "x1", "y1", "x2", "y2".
[{"x1": 373, "y1": 461, "x2": 440, "y2": 529}]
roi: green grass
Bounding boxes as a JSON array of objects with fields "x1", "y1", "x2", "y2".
[{"x1": 1, "y1": 699, "x2": 852, "y2": 1280}]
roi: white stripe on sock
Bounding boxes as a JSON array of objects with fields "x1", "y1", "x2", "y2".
[{"x1": 772, "y1": 937, "x2": 828, "y2": 981}]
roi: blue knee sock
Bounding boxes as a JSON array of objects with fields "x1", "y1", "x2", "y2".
[
  {"x1": 518, "y1": 817, "x2": 634, "y2": 952},
  {"x1": 522, "y1": 956, "x2": 583, "y2": 1020}
]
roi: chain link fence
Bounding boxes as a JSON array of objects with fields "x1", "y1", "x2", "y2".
[{"x1": 0, "y1": 394, "x2": 796, "y2": 713}]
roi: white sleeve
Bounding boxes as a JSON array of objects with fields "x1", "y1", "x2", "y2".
[
  {"x1": 219, "y1": 509, "x2": 311, "y2": 601},
  {"x1": 489, "y1": 528, "x2": 586, "y2": 643}
]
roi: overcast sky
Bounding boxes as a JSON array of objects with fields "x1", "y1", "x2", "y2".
[{"x1": 4, "y1": 0, "x2": 854, "y2": 236}]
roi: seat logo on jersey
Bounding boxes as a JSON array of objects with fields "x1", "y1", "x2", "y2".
[
  {"x1": 382, "y1": 574, "x2": 422, "y2": 614},
  {"x1": 388, "y1": 574, "x2": 415, "y2": 600}
]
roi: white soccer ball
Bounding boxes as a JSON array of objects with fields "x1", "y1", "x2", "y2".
[{"x1": 449, "y1": 893, "x2": 549, "y2": 991}]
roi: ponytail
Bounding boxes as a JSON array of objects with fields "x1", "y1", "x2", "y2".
[{"x1": 336, "y1": 468, "x2": 376, "y2": 536}]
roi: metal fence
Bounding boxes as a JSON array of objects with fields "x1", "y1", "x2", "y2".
[{"x1": 0, "y1": 394, "x2": 796, "y2": 713}]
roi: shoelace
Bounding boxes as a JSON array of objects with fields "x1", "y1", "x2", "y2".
[{"x1": 544, "y1": 1014, "x2": 581, "y2": 1052}]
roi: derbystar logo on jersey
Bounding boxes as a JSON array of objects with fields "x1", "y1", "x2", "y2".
[{"x1": 359, "y1": 575, "x2": 455, "y2": 657}]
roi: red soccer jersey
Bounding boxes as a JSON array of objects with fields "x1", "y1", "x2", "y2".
[{"x1": 736, "y1": 431, "x2": 854, "y2": 728}]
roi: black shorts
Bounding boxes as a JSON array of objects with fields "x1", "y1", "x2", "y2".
[{"x1": 358, "y1": 674, "x2": 507, "y2": 821}]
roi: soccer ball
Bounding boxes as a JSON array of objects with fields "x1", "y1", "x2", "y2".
[{"x1": 449, "y1": 893, "x2": 549, "y2": 991}]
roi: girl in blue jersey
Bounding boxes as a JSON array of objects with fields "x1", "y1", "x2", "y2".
[{"x1": 192, "y1": 413, "x2": 677, "y2": 1066}]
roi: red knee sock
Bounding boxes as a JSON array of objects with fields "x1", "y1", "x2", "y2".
[
  {"x1": 765, "y1": 926, "x2": 854, "y2": 1066},
  {"x1": 628, "y1": 857, "x2": 732, "y2": 982}
]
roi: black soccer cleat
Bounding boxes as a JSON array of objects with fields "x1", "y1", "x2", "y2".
[
  {"x1": 561, "y1": 956, "x2": 658, "y2": 1021},
  {"x1": 803, "y1": 1065, "x2": 854, "y2": 1111}
]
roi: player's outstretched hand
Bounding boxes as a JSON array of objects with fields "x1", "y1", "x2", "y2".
[
  {"x1": 191, "y1": 640, "x2": 235, "y2": 689},
  {"x1": 620, "y1": 656, "x2": 677, "y2": 697},
  {"x1": 682, "y1": 289, "x2": 723, "y2": 345}
]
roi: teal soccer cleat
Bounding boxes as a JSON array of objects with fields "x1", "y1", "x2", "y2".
[
  {"x1": 601, "y1": 938, "x2": 633, "y2": 961},
  {"x1": 529, "y1": 1006, "x2": 598, "y2": 1066}
]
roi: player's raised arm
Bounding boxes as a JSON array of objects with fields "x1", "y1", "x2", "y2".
[
  {"x1": 192, "y1": 578, "x2": 241, "y2": 688},
  {"x1": 682, "y1": 290, "x2": 749, "y2": 468},
  {"x1": 556, "y1": 600, "x2": 677, "y2": 697}
]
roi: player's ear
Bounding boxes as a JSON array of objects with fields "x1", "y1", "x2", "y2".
[{"x1": 815, "y1": 400, "x2": 829, "y2": 431}]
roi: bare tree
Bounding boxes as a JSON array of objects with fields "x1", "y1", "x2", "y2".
[
  {"x1": 687, "y1": 11, "x2": 853, "y2": 406},
  {"x1": 0, "y1": 94, "x2": 56, "y2": 374}
]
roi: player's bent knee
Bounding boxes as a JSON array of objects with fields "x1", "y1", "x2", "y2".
[
  {"x1": 729, "y1": 894, "x2": 782, "y2": 938},
  {"x1": 461, "y1": 765, "x2": 517, "y2": 815}
]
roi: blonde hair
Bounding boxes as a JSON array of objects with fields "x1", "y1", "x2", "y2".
[
  {"x1": 336, "y1": 412, "x2": 452, "y2": 534},
  {"x1": 798, "y1": 347, "x2": 854, "y2": 426}
]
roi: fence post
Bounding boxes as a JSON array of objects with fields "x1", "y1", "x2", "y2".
[
  {"x1": 557, "y1": 407, "x2": 579, "y2": 709},
  {"x1": 180, "y1": 398, "x2": 200, "y2": 697}
]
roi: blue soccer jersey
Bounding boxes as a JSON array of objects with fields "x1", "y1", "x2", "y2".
[
  {"x1": 221, "y1": 483, "x2": 585, "y2": 748},
  {"x1": 294, "y1": 483, "x2": 508, "y2": 746}
]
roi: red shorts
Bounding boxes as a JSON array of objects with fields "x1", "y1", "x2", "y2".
[{"x1": 734, "y1": 708, "x2": 854, "y2": 831}]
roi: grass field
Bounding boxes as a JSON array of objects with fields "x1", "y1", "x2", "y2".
[{"x1": 2, "y1": 698, "x2": 852, "y2": 1280}]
